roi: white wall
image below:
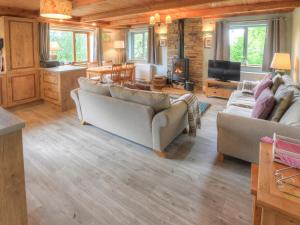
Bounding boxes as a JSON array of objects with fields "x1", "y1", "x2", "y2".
[{"x1": 291, "y1": 8, "x2": 300, "y2": 83}]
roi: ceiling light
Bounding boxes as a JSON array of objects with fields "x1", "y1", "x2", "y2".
[{"x1": 40, "y1": 0, "x2": 72, "y2": 20}]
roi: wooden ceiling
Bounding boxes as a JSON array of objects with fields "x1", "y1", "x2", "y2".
[{"x1": 0, "y1": 0, "x2": 299, "y2": 28}]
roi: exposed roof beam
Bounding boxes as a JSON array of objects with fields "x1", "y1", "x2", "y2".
[
  {"x1": 0, "y1": 6, "x2": 38, "y2": 18},
  {"x1": 108, "y1": 0, "x2": 299, "y2": 27},
  {"x1": 80, "y1": 0, "x2": 228, "y2": 22}
]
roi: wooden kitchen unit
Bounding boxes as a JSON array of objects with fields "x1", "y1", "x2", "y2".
[
  {"x1": 40, "y1": 65, "x2": 87, "y2": 111},
  {"x1": 0, "y1": 108, "x2": 27, "y2": 225},
  {"x1": 0, "y1": 16, "x2": 40, "y2": 107}
]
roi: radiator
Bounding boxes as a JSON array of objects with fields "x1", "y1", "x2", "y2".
[{"x1": 135, "y1": 63, "x2": 153, "y2": 82}]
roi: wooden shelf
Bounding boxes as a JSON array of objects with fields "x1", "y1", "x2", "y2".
[{"x1": 205, "y1": 79, "x2": 238, "y2": 99}]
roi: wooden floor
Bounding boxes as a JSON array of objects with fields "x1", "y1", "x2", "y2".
[{"x1": 11, "y1": 95, "x2": 252, "y2": 225}]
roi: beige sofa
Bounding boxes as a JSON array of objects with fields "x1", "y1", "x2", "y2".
[
  {"x1": 71, "y1": 79, "x2": 188, "y2": 157},
  {"x1": 217, "y1": 75, "x2": 300, "y2": 163}
]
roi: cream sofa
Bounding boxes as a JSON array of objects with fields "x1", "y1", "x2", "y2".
[
  {"x1": 71, "y1": 79, "x2": 188, "y2": 157},
  {"x1": 217, "y1": 75, "x2": 300, "y2": 163}
]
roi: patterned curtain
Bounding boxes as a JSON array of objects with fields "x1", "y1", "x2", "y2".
[{"x1": 39, "y1": 22, "x2": 50, "y2": 62}]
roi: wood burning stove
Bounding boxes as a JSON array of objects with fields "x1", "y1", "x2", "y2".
[
  {"x1": 171, "y1": 19, "x2": 189, "y2": 83},
  {"x1": 172, "y1": 57, "x2": 189, "y2": 82}
]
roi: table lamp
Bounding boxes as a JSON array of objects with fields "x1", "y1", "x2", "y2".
[{"x1": 270, "y1": 53, "x2": 291, "y2": 76}]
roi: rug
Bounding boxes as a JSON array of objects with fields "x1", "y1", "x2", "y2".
[{"x1": 199, "y1": 102, "x2": 211, "y2": 115}]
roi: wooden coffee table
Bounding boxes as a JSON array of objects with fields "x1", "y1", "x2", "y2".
[{"x1": 251, "y1": 143, "x2": 300, "y2": 225}]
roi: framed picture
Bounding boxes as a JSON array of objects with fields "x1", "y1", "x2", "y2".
[
  {"x1": 159, "y1": 39, "x2": 167, "y2": 47},
  {"x1": 204, "y1": 36, "x2": 212, "y2": 48}
]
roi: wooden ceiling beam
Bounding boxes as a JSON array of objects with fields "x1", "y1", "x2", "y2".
[
  {"x1": 0, "y1": 6, "x2": 39, "y2": 18},
  {"x1": 80, "y1": 0, "x2": 229, "y2": 22},
  {"x1": 108, "y1": 0, "x2": 300, "y2": 27}
]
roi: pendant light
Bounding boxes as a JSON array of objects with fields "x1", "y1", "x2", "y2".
[{"x1": 40, "y1": 0, "x2": 72, "y2": 20}]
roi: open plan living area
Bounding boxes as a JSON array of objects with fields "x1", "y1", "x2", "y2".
[{"x1": 1, "y1": 0, "x2": 300, "y2": 225}]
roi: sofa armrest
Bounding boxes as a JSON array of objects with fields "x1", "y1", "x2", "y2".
[
  {"x1": 217, "y1": 112, "x2": 300, "y2": 163},
  {"x1": 70, "y1": 89, "x2": 83, "y2": 122},
  {"x1": 152, "y1": 101, "x2": 188, "y2": 152}
]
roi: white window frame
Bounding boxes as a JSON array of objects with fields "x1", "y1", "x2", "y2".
[
  {"x1": 128, "y1": 28, "x2": 148, "y2": 62},
  {"x1": 229, "y1": 22, "x2": 267, "y2": 71}
]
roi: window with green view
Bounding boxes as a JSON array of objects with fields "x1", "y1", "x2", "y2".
[
  {"x1": 128, "y1": 30, "x2": 148, "y2": 61},
  {"x1": 229, "y1": 24, "x2": 267, "y2": 67},
  {"x1": 50, "y1": 29, "x2": 89, "y2": 63}
]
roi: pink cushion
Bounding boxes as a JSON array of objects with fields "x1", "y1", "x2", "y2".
[
  {"x1": 253, "y1": 78, "x2": 273, "y2": 99},
  {"x1": 251, "y1": 88, "x2": 275, "y2": 119}
]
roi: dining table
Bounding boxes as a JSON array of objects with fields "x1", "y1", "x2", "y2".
[{"x1": 86, "y1": 65, "x2": 135, "y2": 82}]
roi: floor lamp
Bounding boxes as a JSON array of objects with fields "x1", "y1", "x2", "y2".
[{"x1": 114, "y1": 41, "x2": 125, "y2": 64}]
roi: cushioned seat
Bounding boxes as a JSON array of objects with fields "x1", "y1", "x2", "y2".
[
  {"x1": 224, "y1": 105, "x2": 253, "y2": 117},
  {"x1": 227, "y1": 90, "x2": 256, "y2": 109}
]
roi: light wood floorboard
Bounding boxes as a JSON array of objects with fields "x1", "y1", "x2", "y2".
[{"x1": 10, "y1": 95, "x2": 252, "y2": 225}]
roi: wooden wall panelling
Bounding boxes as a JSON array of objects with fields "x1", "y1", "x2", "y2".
[
  {"x1": 0, "y1": 75, "x2": 8, "y2": 107},
  {"x1": 7, "y1": 70, "x2": 40, "y2": 106}
]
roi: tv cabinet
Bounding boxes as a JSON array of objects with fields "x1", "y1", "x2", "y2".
[{"x1": 205, "y1": 79, "x2": 238, "y2": 99}]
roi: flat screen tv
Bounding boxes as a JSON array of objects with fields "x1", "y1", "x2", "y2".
[{"x1": 208, "y1": 60, "x2": 241, "y2": 82}]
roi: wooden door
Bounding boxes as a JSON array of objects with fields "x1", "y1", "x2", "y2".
[{"x1": 7, "y1": 71, "x2": 40, "y2": 106}]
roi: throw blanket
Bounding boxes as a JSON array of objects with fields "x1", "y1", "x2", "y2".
[{"x1": 173, "y1": 94, "x2": 201, "y2": 136}]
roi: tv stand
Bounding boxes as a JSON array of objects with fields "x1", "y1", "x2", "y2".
[{"x1": 205, "y1": 78, "x2": 238, "y2": 99}]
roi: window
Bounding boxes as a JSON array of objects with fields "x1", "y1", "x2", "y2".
[
  {"x1": 128, "y1": 29, "x2": 148, "y2": 61},
  {"x1": 50, "y1": 29, "x2": 90, "y2": 63},
  {"x1": 229, "y1": 24, "x2": 267, "y2": 68}
]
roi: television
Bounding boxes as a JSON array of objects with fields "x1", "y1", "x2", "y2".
[{"x1": 208, "y1": 60, "x2": 241, "y2": 82}]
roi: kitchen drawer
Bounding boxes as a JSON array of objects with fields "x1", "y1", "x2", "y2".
[
  {"x1": 43, "y1": 72, "x2": 58, "y2": 84},
  {"x1": 44, "y1": 89, "x2": 59, "y2": 101}
]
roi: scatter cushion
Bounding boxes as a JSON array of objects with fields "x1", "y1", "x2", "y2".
[
  {"x1": 280, "y1": 100, "x2": 300, "y2": 127},
  {"x1": 241, "y1": 80, "x2": 260, "y2": 94},
  {"x1": 109, "y1": 85, "x2": 171, "y2": 113},
  {"x1": 78, "y1": 77, "x2": 111, "y2": 96},
  {"x1": 251, "y1": 88, "x2": 275, "y2": 119},
  {"x1": 253, "y1": 78, "x2": 273, "y2": 99},
  {"x1": 271, "y1": 75, "x2": 284, "y2": 94},
  {"x1": 269, "y1": 91, "x2": 293, "y2": 122},
  {"x1": 275, "y1": 84, "x2": 300, "y2": 103}
]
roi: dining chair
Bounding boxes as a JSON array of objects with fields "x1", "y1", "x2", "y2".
[
  {"x1": 122, "y1": 63, "x2": 135, "y2": 84},
  {"x1": 109, "y1": 64, "x2": 122, "y2": 84}
]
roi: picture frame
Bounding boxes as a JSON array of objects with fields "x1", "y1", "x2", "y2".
[
  {"x1": 204, "y1": 36, "x2": 212, "y2": 48},
  {"x1": 159, "y1": 39, "x2": 167, "y2": 47}
]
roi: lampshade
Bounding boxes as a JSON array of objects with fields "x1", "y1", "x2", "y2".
[
  {"x1": 270, "y1": 53, "x2": 291, "y2": 70},
  {"x1": 165, "y1": 15, "x2": 172, "y2": 24},
  {"x1": 114, "y1": 41, "x2": 125, "y2": 49},
  {"x1": 50, "y1": 41, "x2": 62, "y2": 51},
  {"x1": 40, "y1": 0, "x2": 72, "y2": 19}
]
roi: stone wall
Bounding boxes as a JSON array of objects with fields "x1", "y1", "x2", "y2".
[{"x1": 167, "y1": 18, "x2": 203, "y2": 88}]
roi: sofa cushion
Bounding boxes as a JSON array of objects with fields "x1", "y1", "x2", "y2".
[
  {"x1": 109, "y1": 85, "x2": 171, "y2": 113},
  {"x1": 241, "y1": 80, "x2": 259, "y2": 94},
  {"x1": 253, "y1": 78, "x2": 273, "y2": 99},
  {"x1": 269, "y1": 91, "x2": 293, "y2": 122},
  {"x1": 271, "y1": 75, "x2": 284, "y2": 94},
  {"x1": 279, "y1": 100, "x2": 300, "y2": 127},
  {"x1": 275, "y1": 84, "x2": 300, "y2": 103},
  {"x1": 224, "y1": 105, "x2": 253, "y2": 118},
  {"x1": 227, "y1": 90, "x2": 256, "y2": 109},
  {"x1": 78, "y1": 77, "x2": 111, "y2": 96},
  {"x1": 251, "y1": 88, "x2": 275, "y2": 119}
]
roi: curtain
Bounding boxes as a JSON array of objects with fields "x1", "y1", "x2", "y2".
[
  {"x1": 262, "y1": 18, "x2": 286, "y2": 71},
  {"x1": 122, "y1": 29, "x2": 129, "y2": 63},
  {"x1": 148, "y1": 26, "x2": 158, "y2": 64},
  {"x1": 39, "y1": 22, "x2": 50, "y2": 62},
  {"x1": 93, "y1": 28, "x2": 103, "y2": 66},
  {"x1": 214, "y1": 21, "x2": 230, "y2": 60}
]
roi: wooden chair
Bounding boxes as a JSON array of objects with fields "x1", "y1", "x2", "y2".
[
  {"x1": 122, "y1": 63, "x2": 135, "y2": 84},
  {"x1": 108, "y1": 64, "x2": 122, "y2": 84}
]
